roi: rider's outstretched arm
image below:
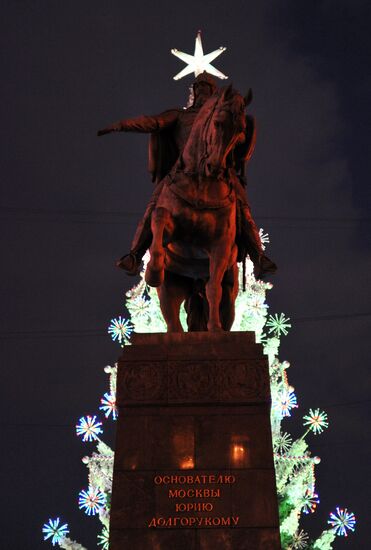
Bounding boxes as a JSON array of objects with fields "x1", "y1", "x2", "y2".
[{"x1": 97, "y1": 109, "x2": 179, "y2": 136}]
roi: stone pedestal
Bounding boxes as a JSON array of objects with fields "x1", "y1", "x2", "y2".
[{"x1": 110, "y1": 332, "x2": 281, "y2": 549}]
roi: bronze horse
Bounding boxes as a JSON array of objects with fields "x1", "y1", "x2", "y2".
[{"x1": 145, "y1": 85, "x2": 248, "y2": 332}]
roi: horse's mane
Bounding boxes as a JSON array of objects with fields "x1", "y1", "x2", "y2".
[{"x1": 181, "y1": 87, "x2": 241, "y2": 175}]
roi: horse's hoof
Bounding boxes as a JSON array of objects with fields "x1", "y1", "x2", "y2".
[{"x1": 145, "y1": 268, "x2": 164, "y2": 287}]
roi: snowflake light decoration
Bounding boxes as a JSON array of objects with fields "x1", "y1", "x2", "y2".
[
  {"x1": 108, "y1": 317, "x2": 133, "y2": 345},
  {"x1": 42, "y1": 518, "x2": 69, "y2": 546},
  {"x1": 128, "y1": 295, "x2": 151, "y2": 320},
  {"x1": 266, "y1": 313, "x2": 291, "y2": 337},
  {"x1": 328, "y1": 507, "x2": 356, "y2": 537},
  {"x1": 78, "y1": 487, "x2": 106, "y2": 516},
  {"x1": 274, "y1": 388, "x2": 298, "y2": 418},
  {"x1": 259, "y1": 228, "x2": 270, "y2": 250},
  {"x1": 76, "y1": 415, "x2": 103, "y2": 442},
  {"x1": 99, "y1": 392, "x2": 118, "y2": 420},
  {"x1": 274, "y1": 432, "x2": 293, "y2": 454},
  {"x1": 303, "y1": 408, "x2": 329, "y2": 435},
  {"x1": 291, "y1": 529, "x2": 309, "y2": 549},
  {"x1": 98, "y1": 527, "x2": 110, "y2": 549},
  {"x1": 246, "y1": 294, "x2": 268, "y2": 319},
  {"x1": 301, "y1": 488, "x2": 320, "y2": 514}
]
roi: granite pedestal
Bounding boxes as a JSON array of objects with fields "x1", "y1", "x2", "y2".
[{"x1": 110, "y1": 332, "x2": 281, "y2": 549}]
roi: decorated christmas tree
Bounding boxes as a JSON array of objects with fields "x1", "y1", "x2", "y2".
[{"x1": 42, "y1": 235, "x2": 356, "y2": 549}]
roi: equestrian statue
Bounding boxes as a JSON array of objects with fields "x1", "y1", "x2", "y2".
[{"x1": 98, "y1": 72, "x2": 276, "y2": 332}]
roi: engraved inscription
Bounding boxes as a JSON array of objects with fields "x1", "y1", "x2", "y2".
[{"x1": 149, "y1": 473, "x2": 239, "y2": 529}]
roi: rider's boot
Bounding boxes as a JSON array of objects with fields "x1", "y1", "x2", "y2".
[
  {"x1": 116, "y1": 181, "x2": 164, "y2": 275},
  {"x1": 116, "y1": 251, "x2": 143, "y2": 276},
  {"x1": 116, "y1": 216, "x2": 152, "y2": 276}
]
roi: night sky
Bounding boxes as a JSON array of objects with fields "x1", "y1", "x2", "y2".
[{"x1": 1, "y1": 1, "x2": 370, "y2": 548}]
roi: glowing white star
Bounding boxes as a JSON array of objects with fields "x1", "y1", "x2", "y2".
[{"x1": 171, "y1": 31, "x2": 228, "y2": 81}]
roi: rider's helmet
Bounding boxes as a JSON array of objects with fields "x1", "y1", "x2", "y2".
[{"x1": 192, "y1": 71, "x2": 218, "y2": 96}]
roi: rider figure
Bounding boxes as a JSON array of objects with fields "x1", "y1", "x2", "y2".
[{"x1": 97, "y1": 72, "x2": 276, "y2": 279}]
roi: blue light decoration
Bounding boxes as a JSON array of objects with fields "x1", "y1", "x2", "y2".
[
  {"x1": 328, "y1": 507, "x2": 356, "y2": 537},
  {"x1": 99, "y1": 392, "x2": 118, "y2": 420},
  {"x1": 76, "y1": 415, "x2": 103, "y2": 442},
  {"x1": 275, "y1": 388, "x2": 298, "y2": 418},
  {"x1": 42, "y1": 518, "x2": 69, "y2": 546},
  {"x1": 78, "y1": 487, "x2": 106, "y2": 516},
  {"x1": 301, "y1": 488, "x2": 320, "y2": 514},
  {"x1": 108, "y1": 316, "x2": 133, "y2": 345}
]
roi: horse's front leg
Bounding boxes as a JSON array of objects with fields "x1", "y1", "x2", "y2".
[
  {"x1": 145, "y1": 207, "x2": 172, "y2": 287},
  {"x1": 206, "y1": 239, "x2": 232, "y2": 331}
]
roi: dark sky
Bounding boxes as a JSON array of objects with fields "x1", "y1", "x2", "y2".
[{"x1": 1, "y1": 1, "x2": 370, "y2": 548}]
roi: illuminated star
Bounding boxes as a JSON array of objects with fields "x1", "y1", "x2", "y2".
[{"x1": 171, "y1": 31, "x2": 227, "y2": 80}]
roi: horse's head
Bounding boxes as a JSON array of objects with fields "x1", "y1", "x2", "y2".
[{"x1": 200, "y1": 85, "x2": 249, "y2": 178}]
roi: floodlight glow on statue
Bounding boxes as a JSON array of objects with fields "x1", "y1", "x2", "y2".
[{"x1": 97, "y1": 31, "x2": 276, "y2": 332}]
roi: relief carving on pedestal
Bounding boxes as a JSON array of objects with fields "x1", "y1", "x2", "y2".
[
  {"x1": 168, "y1": 360, "x2": 219, "y2": 401},
  {"x1": 221, "y1": 360, "x2": 270, "y2": 401},
  {"x1": 119, "y1": 358, "x2": 269, "y2": 404},
  {"x1": 120, "y1": 362, "x2": 166, "y2": 402}
]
